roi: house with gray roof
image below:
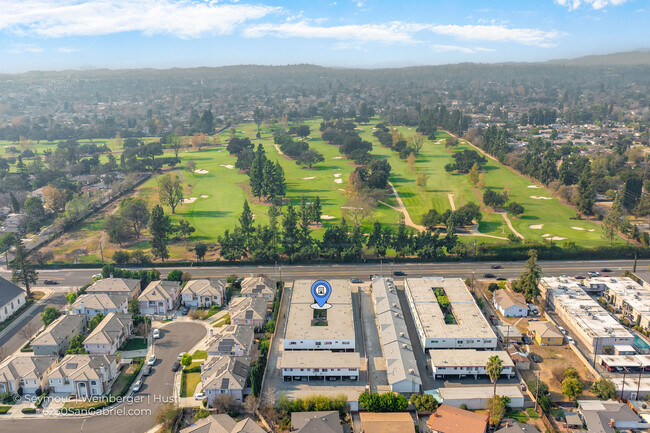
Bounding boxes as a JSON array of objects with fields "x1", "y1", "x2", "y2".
[
  {"x1": 578, "y1": 400, "x2": 647, "y2": 433},
  {"x1": 138, "y1": 280, "x2": 181, "y2": 315},
  {"x1": 47, "y1": 354, "x2": 118, "y2": 397},
  {"x1": 0, "y1": 276, "x2": 27, "y2": 322},
  {"x1": 182, "y1": 279, "x2": 224, "y2": 308},
  {"x1": 0, "y1": 354, "x2": 58, "y2": 394},
  {"x1": 0, "y1": 213, "x2": 27, "y2": 234},
  {"x1": 494, "y1": 421, "x2": 540, "y2": 433},
  {"x1": 206, "y1": 324, "x2": 254, "y2": 357},
  {"x1": 83, "y1": 312, "x2": 133, "y2": 355},
  {"x1": 201, "y1": 356, "x2": 251, "y2": 406},
  {"x1": 240, "y1": 277, "x2": 276, "y2": 302},
  {"x1": 85, "y1": 278, "x2": 141, "y2": 299},
  {"x1": 291, "y1": 411, "x2": 343, "y2": 433},
  {"x1": 69, "y1": 293, "x2": 129, "y2": 318},
  {"x1": 229, "y1": 297, "x2": 267, "y2": 328},
  {"x1": 180, "y1": 413, "x2": 266, "y2": 433},
  {"x1": 31, "y1": 314, "x2": 86, "y2": 356}
]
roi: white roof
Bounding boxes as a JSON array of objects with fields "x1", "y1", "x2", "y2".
[
  {"x1": 439, "y1": 385, "x2": 524, "y2": 401},
  {"x1": 280, "y1": 351, "x2": 360, "y2": 369},
  {"x1": 429, "y1": 349, "x2": 515, "y2": 368}
]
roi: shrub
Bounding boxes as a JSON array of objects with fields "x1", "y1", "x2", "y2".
[
  {"x1": 194, "y1": 408, "x2": 211, "y2": 421},
  {"x1": 21, "y1": 407, "x2": 36, "y2": 414},
  {"x1": 0, "y1": 406, "x2": 10, "y2": 414}
]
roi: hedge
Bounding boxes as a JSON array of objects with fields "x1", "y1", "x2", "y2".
[
  {"x1": 35, "y1": 390, "x2": 49, "y2": 408},
  {"x1": 21, "y1": 407, "x2": 36, "y2": 414},
  {"x1": 0, "y1": 406, "x2": 10, "y2": 414}
]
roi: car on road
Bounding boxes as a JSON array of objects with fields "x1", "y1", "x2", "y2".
[
  {"x1": 171, "y1": 361, "x2": 181, "y2": 372},
  {"x1": 142, "y1": 365, "x2": 151, "y2": 376},
  {"x1": 153, "y1": 328, "x2": 160, "y2": 339},
  {"x1": 147, "y1": 355, "x2": 156, "y2": 366},
  {"x1": 558, "y1": 326, "x2": 567, "y2": 335},
  {"x1": 491, "y1": 265, "x2": 503, "y2": 269},
  {"x1": 567, "y1": 336, "x2": 575, "y2": 344},
  {"x1": 182, "y1": 307, "x2": 189, "y2": 315},
  {"x1": 601, "y1": 268, "x2": 612, "y2": 273},
  {"x1": 178, "y1": 352, "x2": 186, "y2": 360},
  {"x1": 587, "y1": 271, "x2": 601, "y2": 277},
  {"x1": 496, "y1": 277, "x2": 507, "y2": 281},
  {"x1": 43, "y1": 279, "x2": 58, "y2": 285},
  {"x1": 132, "y1": 380, "x2": 142, "y2": 392},
  {"x1": 574, "y1": 275, "x2": 585, "y2": 280},
  {"x1": 350, "y1": 278, "x2": 363, "y2": 284},
  {"x1": 484, "y1": 273, "x2": 496, "y2": 279},
  {"x1": 489, "y1": 315, "x2": 499, "y2": 325},
  {"x1": 194, "y1": 392, "x2": 205, "y2": 400},
  {"x1": 393, "y1": 270, "x2": 406, "y2": 276}
]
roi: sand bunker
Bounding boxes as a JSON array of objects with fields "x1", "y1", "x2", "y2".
[
  {"x1": 200, "y1": 195, "x2": 209, "y2": 198},
  {"x1": 541, "y1": 234, "x2": 566, "y2": 241},
  {"x1": 219, "y1": 165, "x2": 234, "y2": 170},
  {"x1": 302, "y1": 176, "x2": 315, "y2": 180},
  {"x1": 334, "y1": 173, "x2": 342, "y2": 178},
  {"x1": 338, "y1": 189, "x2": 346, "y2": 192},
  {"x1": 334, "y1": 179, "x2": 343, "y2": 184},
  {"x1": 182, "y1": 197, "x2": 197, "y2": 204},
  {"x1": 530, "y1": 196, "x2": 552, "y2": 200},
  {"x1": 571, "y1": 226, "x2": 585, "y2": 231},
  {"x1": 321, "y1": 215, "x2": 335, "y2": 220},
  {"x1": 332, "y1": 156, "x2": 343, "y2": 159},
  {"x1": 529, "y1": 224, "x2": 544, "y2": 229},
  {"x1": 218, "y1": 149, "x2": 225, "y2": 152},
  {"x1": 194, "y1": 169, "x2": 209, "y2": 174},
  {"x1": 527, "y1": 185, "x2": 542, "y2": 189}
]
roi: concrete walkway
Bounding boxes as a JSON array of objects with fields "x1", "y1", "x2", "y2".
[
  {"x1": 498, "y1": 212, "x2": 524, "y2": 239},
  {"x1": 0, "y1": 290, "x2": 52, "y2": 342},
  {"x1": 385, "y1": 181, "x2": 426, "y2": 231}
]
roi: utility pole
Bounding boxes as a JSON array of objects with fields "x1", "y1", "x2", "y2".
[
  {"x1": 534, "y1": 370, "x2": 540, "y2": 410},
  {"x1": 99, "y1": 241, "x2": 104, "y2": 266},
  {"x1": 621, "y1": 368, "x2": 628, "y2": 401},
  {"x1": 637, "y1": 361, "x2": 643, "y2": 400}
]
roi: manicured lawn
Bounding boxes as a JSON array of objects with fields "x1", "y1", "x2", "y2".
[
  {"x1": 200, "y1": 306, "x2": 222, "y2": 319},
  {"x1": 211, "y1": 313, "x2": 230, "y2": 327},
  {"x1": 192, "y1": 350, "x2": 207, "y2": 360},
  {"x1": 180, "y1": 372, "x2": 202, "y2": 398},
  {"x1": 506, "y1": 409, "x2": 529, "y2": 423},
  {"x1": 526, "y1": 407, "x2": 540, "y2": 419},
  {"x1": 119, "y1": 337, "x2": 147, "y2": 351}
]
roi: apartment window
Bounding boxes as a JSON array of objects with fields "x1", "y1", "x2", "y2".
[
  {"x1": 289, "y1": 342, "x2": 296, "y2": 345},
  {"x1": 342, "y1": 342, "x2": 350, "y2": 345},
  {"x1": 315, "y1": 342, "x2": 321, "y2": 346},
  {"x1": 10, "y1": 301, "x2": 14, "y2": 309},
  {"x1": 91, "y1": 380, "x2": 97, "y2": 385}
]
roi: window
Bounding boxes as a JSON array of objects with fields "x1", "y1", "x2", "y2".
[
  {"x1": 91, "y1": 380, "x2": 97, "y2": 385},
  {"x1": 290, "y1": 342, "x2": 296, "y2": 345}
]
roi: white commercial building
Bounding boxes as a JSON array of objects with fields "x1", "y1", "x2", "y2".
[
  {"x1": 601, "y1": 277, "x2": 650, "y2": 332},
  {"x1": 541, "y1": 277, "x2": 634, "y2": 354},
  {"x1": 405, "y1": 277, "x2": 497, "y2": 351},
  {"x1": 429, "y1": 349, "x2": 515, "y2": 378},
  {"x1": 280, "y1": 351, "x2": 360, "y2": 381},
  {"x1": 283, "y1": 279, "x2": 355, "y2": 351},
  {"x1": 372, "y1": 277, "x2": 421, "y2": 394}
]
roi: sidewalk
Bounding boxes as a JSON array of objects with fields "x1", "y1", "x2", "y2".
[{"x1": 0, "y1": 290, "x2": 51, "y2": 342}]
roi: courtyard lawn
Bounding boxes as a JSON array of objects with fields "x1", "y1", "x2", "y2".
[
  {"x1": 180, "y1": 371, "x2": 202, "y2": 398},
  {"x1": 119, "y1": 337, "x2": 147, "y2": 351},
  {"x1": 192, "y1": 350, "x2": 207, "y2": 360}
]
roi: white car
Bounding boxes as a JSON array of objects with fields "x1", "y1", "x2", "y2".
[
  {"x1": 132, "y1": 380, "x2": 142, "y2": 392},
  {"x1": 194, "y1": 392, "x2": 205, "y2": 400},
  {"x1": 567, "y1": 336, "x2": 575, "y2": 344},
  {"x1": 587, "y1": 271, "x2": 601, "y2": 277},
  {"x1": 152, "y1": 329, "x2": 160, "y2": 339},
  {"x1": 147, "y1": 355, "x2": 156, "y2": 366},
  {"x1": 558, "y1": 326, "x2": 567, "y2": 335},
  {"x1": 178, "y1": 352, "x2": 187, "y2": 361}
]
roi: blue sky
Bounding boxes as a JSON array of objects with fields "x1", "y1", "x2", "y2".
[{"x1": 0, "y1": 0, "x2": 647, "y2": 72}]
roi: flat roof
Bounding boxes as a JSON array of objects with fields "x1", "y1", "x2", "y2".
[
  {"x1": 290, "y1": 279, "x2": 352, "y2": 305},
  {"x1": 405, "y1": 277, "x2": 496, "y2": 340},
  {"x1": 284, "y1": 302, "x2": 354, "y2": 341},
  {"x1": 429, "y1": 349, "x2": 515, "y2": 368},
  {"x1": 438, "y1": 385, "x2": 524, "y2": 400},
  {"x1": 497, "y1": 325, "x2": 523, "y2": 338},
  {"x1": 598, "y1": 354, "x2": 650, "y2": 368},
  {"x1": 280, "y1": 351, "x2": 361, "y2": 369}
]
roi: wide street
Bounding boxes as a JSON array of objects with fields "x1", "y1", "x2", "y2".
[{"x1": 5, "y1": 322, "x2": 206, "y2": 433}]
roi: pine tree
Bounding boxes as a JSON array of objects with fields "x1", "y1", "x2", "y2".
[
  {"x1": 9, "y1": 192, "x2": 20, "y2": 213},
  {"x1": 261, "y1": 160, "x2": 275, "y2": 200},
  {"x1": 300, "y1": 196, "x2": 310, "y2": 227},
  {"x1": 249, "y1": 144, "x2": 266, "y2": 200},
  {"x1": 239, "y1": 200, "x2": 254, "y2": 247},
  {"x1": 576, "y1": 164, "x2": 595, "y2": 215},
  {"x1": 282, "y1": 203, "x2": 299, "y2": 258},
  {"x1": 268, "y1": 205, "x2": 279, "y2": 245},
  {"x1": 602, "y1": 194, "x2": 623, "y2": 245},
  {"x1": 310, "y1": 196, "x2": 322, "y2": 225},
  {"x1": 149, "y1": 204, "x2": 172, "y2": 262},
  {"x1": 367, "y1": 221, "x2": 383, "y2": 252},
  {"x1": 273, "y1": 161, "x2": 286, "y2": 197},
  {"x1": 11, "y1": 238, "x2": 37, "y2": 299},
  {"x1": 393, "y1": 220, "x2": 411, "y2": 258}
]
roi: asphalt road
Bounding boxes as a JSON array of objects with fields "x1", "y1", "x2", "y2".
[
  {"x1": 7, "y1": 322, "x2": 206, "y2": 433},
  {"x1": 2, "y1": 259, "x2": 645, "y2": 288}
]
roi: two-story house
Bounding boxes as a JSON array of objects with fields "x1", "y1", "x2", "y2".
[
  {"x1": 228, "y1": 297, "x2": 267, "y2": 328},
  {"x1": 182, "y1": 279, "x2": 224, "y2": 308},
  {"x1": 138, "y1": 281, "x2": 181, "y2": 315},
  {"x1": 85, "y1": 278, "x2": 141, "y2": 299},
  {"x1": 0, "y1": 276, "x2": 27, "y2": 322},
  {"x1": 31, "y1": 314, "x2": 87, "y2": 356},
  {"x1": 46, "y1": 354, "x2": 118, "y2": 397},
  {"x1": 83, "y1": 312, "x2": 133, "y2": 355},
  {"x1": 0, "y1": 355, "x2": 58, "y2": 394},
  {"x1": 239, "y1": 277, "x2": 276, "y2": 303},
  {"x1": 206, "y1": 325, "x2": 254, "y2": 357},
  {"x1": 69, "y1": 293, "x2": 129, "y2": 318}
]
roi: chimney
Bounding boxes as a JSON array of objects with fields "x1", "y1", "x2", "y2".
[
  {"x1": 100, "y1": 364, "x2": 105, "y2": 380},
  {"x1": 80, "y1": 302, "x2": 85, "y2": 314},
  {"x1": 505, "y1": 422, "x2": 510, "y2": 428},
  {"x1": 210, "y1": 329, "x2": 214, "y2": 338},
  {"x1": 609, "y1": 418, "x2": 615, "y2": 427}
]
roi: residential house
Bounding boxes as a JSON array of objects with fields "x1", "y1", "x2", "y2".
[
  {"x1": 0, "y1": 355, "x2": 58, "y2": 394},
  {"x1": 0, "y1": 276, "x2": 27, "y2": 322},
  {"x1": 27, "y1": 187, "x2": 47, "y2": 202},
  {"x1": 433, "y1": 385, "x2": 525, "y2": 410},
  {"x1": 494, "y1": 290, "x2": 528, "y2": 317},
  {"x1": 182, "y1": 279, "x2": 224, "y2": 308},
  {"x1": 506, "y1": 345, "x2": 531, "y2": 370},
  {"x1": 206, "y1": 325, "x2": 254, "y2": 357},
  {"x1": 229, "y1": 297, "x2": 267, "y2": 328},
  {"x1": 427, "y1": 405, "x2": 488, "y2": 433},
  {"x1": 83, "y1": 313, "x2": 133, "y2": 355},
  {"x1": 578, "y1": 400, "x2": 647, "y2": 433},
  {"x1": 494, "y1": 421, "x2": 541, "y2": 433},
  {"x1": 0, "y1": 213, "x2": 27, "y2": 234},
  {"x1": 69, "y1": 293, "x2": 129, "y2": 318},
  {"x1": 201, "y1": 356, "x2": 251, "y2": 406},
  {"x1": 47, "y1": 354, "x2": 118, "y2": 397},
  {"x1": 528, "y1": 322, "x2": 564, "y2": 346},
  {"x1": 85, "y1": 278, "x2": 141, "y2": 300},
  {"x1": 291, "y1": 411, "x2": 343, "y2": 432},
  {"x1": 138, "y1": 280, "x2": 181, "y2": 315},
  {"x1": 239, "y1": 277, "x2": 276, "y2": 302},
  {"x1": 31, "y1": 314, "x2": 86, "y2": 356},
  {"x1": 358, "y1": 412, "x2": 415, "y2": 433},
  {"x1": 180, "y1": 413, "x2": 265, "y2": 433}
]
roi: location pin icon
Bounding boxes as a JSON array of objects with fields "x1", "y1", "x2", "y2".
[{"x1": 311, "y1": 280, "x2": 332, "y2": 310}]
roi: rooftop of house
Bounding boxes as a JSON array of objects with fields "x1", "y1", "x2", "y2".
[
  {"x1": 86, "y1": 278, "x2": 140, "y2": 294},
  {"x1": 427, "y1": 404, "x2": 488, "y2": 433},
  {"x1": 139, "y1": 280, "x2": 180, "y2": 302},
  {"x1": 83, "y1": 312, "x2": 132, "y2": 346},
  {"x1": 206, "y1": 324, "x2": 254, "y2": 354},
  {"x1": 429, "y1": 349, "x2": 514, "y2": 368},
  {"x1": 31, "y1": 314, "x2": 85, "y2": 347},
  {"x1": 280, "y1": 350, "x2": 360, "y2": 370},
  {"x1": 182, "y1": 279, "x2": 224, "y2": 297},
  {"x1": 228, "y1": 297, "x2": 267, "y2": 321},
  {"x1": 179, "y1": 414, "x2": 266, "y2": 433},
  {"x1": 48, "y1": 354, "x2": 116, "y2": 382},
  {"x1": 0, "y1": 275, "x2": 26, "y2": 306},
  {"x1": 201, "y1": 356, "x2": 251, "y2": 391},
  {"x1": 494, "y1": 290, "x2": 527, "y2": 310},
  {"x1": 359, "y1": 412, "x2": 415, "y2": 433},
  {"x1": 291, "y1": 411, "x2": 343, "y2": 433},
  {"x1": 0, "y1": 354, "x2": 58, "y2": 382},
  {"x1": 70, "y1": 293, "x2": 128, "y2": 312}
]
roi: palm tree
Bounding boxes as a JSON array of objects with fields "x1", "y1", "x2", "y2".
[{"x1": 486, "y1": 355, "x2": 503, "y2": 396}]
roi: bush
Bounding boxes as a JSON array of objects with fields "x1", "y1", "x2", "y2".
[
  {"x1": 460, "y1": 403, "x2": 467, "y2": 410},
  {"x1": 194, "y1": 408, "x2": 211, "y2": 421},
  {"x1": 0, "y1": 406, "x2": 10, "y2": 414},
  {"x1": 21, "y1": 407, "x2": 36, "y2": 414},
  {"x1": 167, "y1": 270, "x2": 183, "y2": 282}
]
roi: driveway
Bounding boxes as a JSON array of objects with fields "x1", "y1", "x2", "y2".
[{"x1": 6, "y1": 322, "x2": 206, "y2": 433}]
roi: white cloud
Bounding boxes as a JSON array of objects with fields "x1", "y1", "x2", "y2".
[
  {"x1": 243, "y1": 21, "x2": 416, "y2": 43},
  {"x1": 0, "y1": 0, "x2": 280, "y2": 38},
  {"x1": 4, "y1": 43, "x2": 43, "y2": 54},
  {"x1": 432, "y1": 44, "x2": 496, "y2": 54},
  {"x1": 425, "y1": 24, "x2": 565, "y2": 47},
  {"x1": 57, "y1": 47, "x2": 79, "y2": 53},
  {"x1": 555, "y1": 0, "x2": 628, "y2": 10}
]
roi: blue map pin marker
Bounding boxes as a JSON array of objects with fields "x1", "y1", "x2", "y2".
[{"x1": 311, "y1": 280, "x2": 332, "y2": 309}]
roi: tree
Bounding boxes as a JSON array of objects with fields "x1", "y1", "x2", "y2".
[
  {"x1": 483, "y1": 189, "x2": 508, "y2": 209},
  {"x1": 562, "y1": 376, "x2": 584, "y2": 400},
  {"x1": 488, "y1": 282, "x2": 499, "y2": 292},
  {"x1": 9, "y1": 192, "x2": 20, "y2": 213},
  {"x1": 11, "y1": 238, "x2": 38, "y2": 299},
  {"x1": 120, "y1": 198, "x2": 149, "y2": 238},
  {"x1": 155, "y1": 403, "x2": 181, "y2": 430},
  {"x1": 149, "y1": 204, "x2": 172, "y2": 262},
  {"x1": 468, "y1": 162, "x2": 480, "y2": 186},
  {"x1": 416, "y1": 172, "x2": 428, "y2": 191},
  {"x1": 239, "y1": 200, "x2": 254, "y2": 246},
  {"x1": 185, "y1": 160, "x2": 196, "y2": 173},
  {"x1": 89, "y1": 313, "x2": 105, "y2": 331},
  {"x1": 157, "y1": 173, "x2": 184, "y2": 214},
  {"x1": 576, "y1": 164, "x2": 595, "y2": 215},
  {"x1": 66, "y1": 334, "x2": 87, "y2": 354},
  {"x1": 406, "y1": 152, "x2": 416, "y2": 173},
  {"x1": 486, "y1": 355, "x2": 503, "y2": 396},
  {"x1": 167, "y1": 270, "x2": 183, "y2": 282},
  {"x1": 253, "y1": 106, "x2": 264, "y2": 138},
  {"x1": 41, "y1": 306, "x2": 60, "y2": 327},
  {"x1": 194, "y1": 242, "x2": 207, "y2": 262},
  {"x1": 445, "y1": 136, "x2": 459, "y2": 148},
  {"x1": 181, "y1": 353, "x2": 192, "y2": 368},
  {"x1": 66, "y1": 292, "x2": 77, "y2": 305},
  {"x1": 24, "y1": 196, "x2": 45, "y2": 220},
  {"x1": 511, "y1": 249, "x2": 542, "y2": 301},
  {"x1": 0, "y1": 233, "x2": 16, "y2": 267},
  {"x1": 296, "y1": 148, "x2": 324, "y2": 169},
  {"x1": 409, "y1": 394, "x2": 438, "y2": 411},
  {"x1": 104, "y1": 214, "x2": 132, "y2": 246},
  {"x1": 310, "y1": 196, "x2": 322, "y2": 225},
  {"x1": 507, "y1": 202, "x2": 525, "y2": 217},
  {"x1": 282, "y1": 204, "x2": 299, "y2": 258},
  {"x1": 592, "y1": 378, "x2": 616, "y2": 400},
  {"x1": 602, "y1": 195, "x2": 623, "y2": 245},
  {"x1": 128, "y1": 299, "x2": 140, "y2": 315},
  {"x1": 487, "y1": 395, "x2": 506, "y2": 426},
  {"x1": 42, "y1": 185, "x2": 67, "y2": 213},
  {"x1": 175, "y1": 219, "x2": 195, "y2": 240},
  {"x1": 408, "y1": 135, "x2": 425, "y2": 155}
]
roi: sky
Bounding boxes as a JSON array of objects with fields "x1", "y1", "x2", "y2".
[{"x1": 0, "y1": 0, "x2": 647, "y2": 73}]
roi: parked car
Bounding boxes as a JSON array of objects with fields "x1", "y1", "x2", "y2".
[
  {"x1": 350, "y1": 278, "x2": 363, "y2": 284},
  {"x1": 574, "y1": 275, "x2": 585, "y2": 280},
  {"x1": 567, "y1": 336, "x2": 575, "y2": 344},
  {"x1": 142, "y1": 365, "x2": 151, "y2": 376},
  {"x1": 393, "y1": 270, "x2": 405, "y2": 276},
  {"x1": 43, "y1": 280, "x2": 59, "y2": 285},
  {"x1": 558, "y1": 326, "x2": 567, "y2": 335},
  {"x1": 178, "y1": 352, "x2": 187, "y2": 361},
  {"x1": 132, "y1": 380, "x2": 142, "y2": 392},
  {"x1": 601, "y1": 268, "x2": 613, "y2": 273},
  {"x1": 587, "y1": 271, "x2": 601, "y2": 277},
  {"x1": 182, "y1": 307, "x2": 189, "y2": 315},
  {"x1": 147, "y1": 355, "x2": 156, "y2": 366},
  {"x1": 194, "y1": 392, "x2": 205, "y2": 400},
  {"x1": 491, "y1": 265, "x2": 503, "y2": 269},
  {"x1": 489, "y1": 315, "x2": 498, "y2": 325},
  {"x1": 152, "y1": 329, "x2": 160, "y2": 339},
  {"x1": 496, "y1": 277, "x2": 508, "y2": 281},
  {"x1": 484, "y1": 273, "x2": 496, "y2": 279},
  {"x1": 530, "y1": 353, "x2": 542, "y2": 363},
  {"x1": 171, "y1": 361, "x2": 181, "y2": 372}
]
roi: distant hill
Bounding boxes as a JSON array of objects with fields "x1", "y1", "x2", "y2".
[{"x1": 546, "y1": 50, "x2": 650, "y2": 66}]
